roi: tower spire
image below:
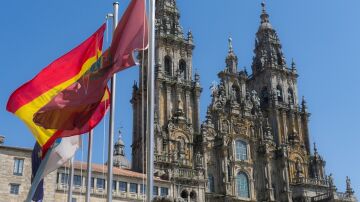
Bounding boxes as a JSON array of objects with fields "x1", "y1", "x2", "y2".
[
  {"x1": 225, "y1": 36, "x2": 238, "y2": 73},
  {"x1": 251, "y1": 2, "x2": 287, "y2": 74}
]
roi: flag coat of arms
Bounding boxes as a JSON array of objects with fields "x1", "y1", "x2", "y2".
[{"x1": 6, "y1": 24, "x2": 109, "y2": 154}]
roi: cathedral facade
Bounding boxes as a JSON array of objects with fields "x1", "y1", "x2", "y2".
[{"x1": 131, "y1": 1, "x2": 357, "y2": 202}]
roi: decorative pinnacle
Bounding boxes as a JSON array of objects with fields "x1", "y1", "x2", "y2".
[
  {"x1": 261, "y1": 1, "x2": 266, "y2": 14},
  {"x1": 313, "y1": 142, "x2": 318, "y2": 153},
  {"x1": 291, "y1": 58, "x2": 297, "y2": 70},
  {"x1": 260, "y1": 1, "x2": 270, "y2": 24},
  {"x1": 228, "y1": 36, "x2": 234, "y2": 53}
]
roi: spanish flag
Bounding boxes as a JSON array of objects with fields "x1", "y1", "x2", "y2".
[
  {"x1": 6, "y1": 24, "x2": 108, "y2": 154},
  {"x1": 30, "y1": 0, "x2": 148, "y2": 133}
]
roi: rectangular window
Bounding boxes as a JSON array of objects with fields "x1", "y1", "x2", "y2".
[
  {"x1": 160, "y1": 187, "x2": 168, "y2": 196},
  {"x1": 13, "y1": 158, "x2": 24, "y2": 175},
  {"x1": 140, "y1": 184, "x2": 146, "y2": 194},
  {"x1": 119, "y1": 181, "x2": 127, "y2": 192},
  {"x1": 130, "y1": 183, "x2": 137, "y2": 193},
  {"x1": 235, "y1": 140, "x2": 248, "y2": 161},
  {"x1": 97, "y1": 178, "x2": 105, "y2": 189},
  {"x1": 61, "y1": 173, "x2": 69, "y2": 184},
  {"x1": 10, "y1": 184, "x2": 20, "y2": 195},
  {"x1": 91, "y1": 177, "x2": 95, "y2": 188},
  {"x1": 71, "y1": 198, "x2": 77, "y2": 202},
  {"x1": 112, "y1": 180, "x2": 117, "y2": 191},
  {"x1": 153, "y1": 186, "x2": 159, "y2": 196},
  {"x1": 73, "y1": 175, "x2": 82, "y2": 186}
]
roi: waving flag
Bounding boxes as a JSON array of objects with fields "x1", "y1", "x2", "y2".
[
  {"x1": 7, "y1": 24, "x2": 107, "y2": 154},
  {"x1": 30, "y1": 0, "x2": 148, "y2": 133},
  {"x1": 28, "y1": 136, "x2": 81, "y2": 202}
]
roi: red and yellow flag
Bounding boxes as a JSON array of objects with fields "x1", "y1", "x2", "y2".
[
  {"x1": 7, "y1": 24, "x2": 107, "y2": 153},
  {"x1": 27, "y1": 0, "x2": 148, "y2": 134}
]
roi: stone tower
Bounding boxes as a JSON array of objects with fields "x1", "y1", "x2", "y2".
[
  {"x1": 131, "y1": 0, "x2": 205, "y2": 201},
  {"x1": 113, "y1": 130, "x2": 130, "y2": 169},
  {"x1": 202, "y1": 2, "x2": 356, "y2": 202}
]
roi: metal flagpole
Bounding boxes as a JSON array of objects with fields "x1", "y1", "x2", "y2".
[
  {"x1": 107, "y1": 2, "x2": 119, "y2": 202},
  {"x1": 85, "y1": 130, "x2": 93, "y2": 202},
  {"x1": 146, "y1": 0, "x2": 155, "y2": 201},
  {"x1": 67, "y1": 157, "x2": 75, "y2": 202}
]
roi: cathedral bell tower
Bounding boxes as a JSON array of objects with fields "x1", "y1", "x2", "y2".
[
  {"x1": 131, "y1": 0, "x2": 204, "y2": 200},
  {"x1": 248, "y1": 3, "x2": 312, "y2": 201},
  {"x1": 248, "y1": 2, "x2": 309, "y2": 151}
]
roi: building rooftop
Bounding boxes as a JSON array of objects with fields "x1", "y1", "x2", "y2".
[{"x1": 62, "y1": 161, "x2": 168, "y2": 183}]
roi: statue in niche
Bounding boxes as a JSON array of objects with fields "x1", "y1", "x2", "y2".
[
  {"x1": 222, "y1": 120, "x2": 229, "y2": 134},
  {"x1": 244, "y1": 91, "x2": 253, "y2": 110},
  {"x1": 295, "y1": 159, "x2": 304, "y2": 178},
  {"x1": 231, "y1": 86, "x2": 238, "y2": 103},
  {"x1": 251, "y1": 90, "x2": 261, "y2": 109}
]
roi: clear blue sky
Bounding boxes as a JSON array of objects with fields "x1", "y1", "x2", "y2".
[{"x1": 0, "y1": 0, "x2": 359, "y2": 195}]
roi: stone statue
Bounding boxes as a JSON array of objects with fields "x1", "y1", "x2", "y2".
[
  {"x1": 251, "y1": 90, "x2": 261, "y2": 108},
  {"x1": 222, "y1": 120, "x2": 229, "y2": 134},
  {"x1": 328, "y1": 173, "x2": 334, "y2": 188},
  {"x1": 295, "y1": 160, "x2": 304, "y2": 178}
]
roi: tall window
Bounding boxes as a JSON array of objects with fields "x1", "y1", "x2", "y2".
[
  {"x1": 160, "y1": 187, "x2": 169, "y2": 196},
  {"x1": 10, "y1": 184, "x2": 20, "y2": 195},
  {"x1": 288, "y1": 88, "x2": 294, "y2": 104},
  {"x1": 208, "y1": 174, "x2": 215, "y2": 192},
  {"x1": 236, "y1": 172, "x2": 249, "y2": 198},
  {"x1": 91, "y1": 177, "x2": 95, "y2": 188},
  {"x1": 140, "y1": 184, "x2": 146, "y2": 194},
  {"x1": 13, "y1": 158, "x2": 24, "y2": 175},
  {"x1": 179, "y1": 59, "x2": 187, "y2": 80},
  {"x1": 130, "y1": 183, "x2": 138, "y2": 193},
  {"x1": 261, "y1": 87, "x2": 269, "y2": 105},
  {"x1": 119, "y1": 181, "x2": 127, "y2": 192},
  {"x1": 73, "y1": 175, "x2": 82, "y2": 187},
  {"x1": 164, "y1": 56, "x2": 172, "y2": 75},
  {"x1": 276, "y1": 85, "x2": 283, "y2": 102},
  {"x1": 113, "y1": 180, "x2": 117, "y2": 191},
  {"x1": 235, "y1": 140, "x2": 248, "y2": 161},
  {"x1": 153, "y1": 186, "x2": 159, "y2": 196},
  {"x1": 61, "y1": 173, "x2": 69, "y2": 184},
  {"x1": 97, "y1": 178, "x2": 105, "y2": 189}
]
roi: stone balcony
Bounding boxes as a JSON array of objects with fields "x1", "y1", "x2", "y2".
[{"x1": 291, "y1": 177, "x2": 329, "y2": 187}]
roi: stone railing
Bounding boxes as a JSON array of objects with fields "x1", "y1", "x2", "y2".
[
  {"x1": 334, "y1": 192, "x2": 355, "y2": 201},
  {"x1": 155, "y1": 154, "x2": 170, "y2": 162},
  {"x1": 173, "y1": 167, "x2": 198, "y2": 179},
  {"x1": 155, "y1": 154, "x2": 192, "y2": 167},
  {"x1": 311, "y1": 192, "x2": 332, "y2": 201},
  {"x1": 291, "y1": 177, "x2": 328, "y2": 187}
]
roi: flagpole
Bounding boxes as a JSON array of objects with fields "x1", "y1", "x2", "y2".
[
  {"x1": 67, "y1": 157, "x2": 74, "y2": 202},
  {"x1": 107, "y1": 2, "x2": 119, "y2": 202},
  {"x1": 146, "y1": 0, "x2": 155, "y2": 201},
  {"x1": 25, "y1": 147, "x2": 54, "y2": 202},
  {"x1": 85, "y1": 130, "x2": 93, "y2": 202}
]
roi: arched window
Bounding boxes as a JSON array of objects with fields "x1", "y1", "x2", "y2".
[
  {"x1": 236, "y1": 172, "x2": 250, "y2": 198},
  {"x1": 208, "y1": 174, "x2": 215, "y2": 192},
  {"x1": 261, "y1": 87, "x2": 269, "y2": 105},
  {"x1": 164, "y1": 56, "x2": 172, "y2": 75},
  {"x1": 190, "y1": 191, "x2": 197, "y2": 201},
  {"x1": 181, "y1": 190, "x2": 189, "y2": 200},
  {"x1": 235, "y1": 140, "x2": 247, "y2": 161},
  {"x1": 288, "y1": 88, "x2": 294, "y2": 104},
  {"x1": 179, "y1": 59, "x2": 187, "y2": 80},
  {"x1": 276, "y1": 85, "x2": 283, "y2": 102}
]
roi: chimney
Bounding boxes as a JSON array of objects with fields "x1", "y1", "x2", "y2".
[{"x1": 0, "y1": 135, "x2": 4, "y2": 145}]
